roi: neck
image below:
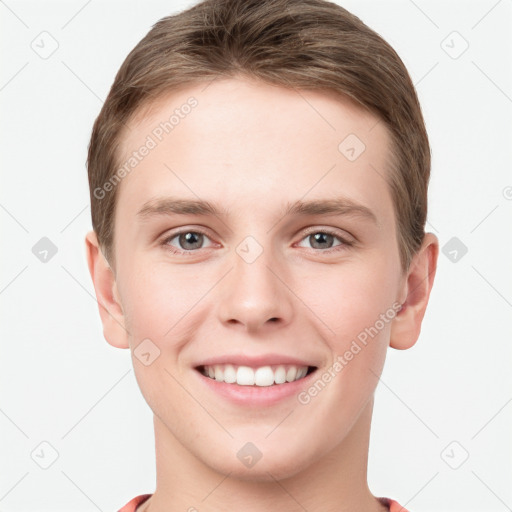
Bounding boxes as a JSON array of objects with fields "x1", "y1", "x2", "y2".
[{"x1": 141, "y1": 395, "x2": 387, "y2": 512}]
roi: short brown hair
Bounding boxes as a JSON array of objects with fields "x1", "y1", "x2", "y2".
[{"x1": 87, "y1": 0, "x2": 431, "y2": 274}]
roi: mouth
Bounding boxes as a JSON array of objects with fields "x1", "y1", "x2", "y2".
[
  {"x1": 195, "y1": 364, "x2": 318, "y2": 387},
  {"x1": 192, "y1": 354, "x2": 322, "y2": 406}
]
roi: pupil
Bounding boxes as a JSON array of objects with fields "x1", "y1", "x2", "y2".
[
  {"x1": 180, "y1": 232, "x2": 202, "y2": 250},
  {"x1": 312, "y1": 232, "x2": 332, "y2": 249}
]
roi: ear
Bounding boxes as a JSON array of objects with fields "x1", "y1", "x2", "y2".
[
  {"x1": 85, "y1": 230, "x2": 129, "y2": 349},
  {"x1": 390, "y1": 232, "x2": 439, "y2": 350}
]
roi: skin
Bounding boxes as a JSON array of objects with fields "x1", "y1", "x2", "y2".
[{"x1": 86, "y1": 77, "x2": 438, "y2": 512}]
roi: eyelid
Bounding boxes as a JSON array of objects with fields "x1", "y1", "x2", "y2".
[
  {"x1": 295, "y1": 226, "x2": 355, "y2": 251},
  {"x1": 299, "y1": 225, "x2": 354, "y2": 242},
  {"x1": 161, "y1": 227, "x2": 216, "y2": 254},
  {"x1": 161, "y1": 225, "x2": 355, "y2": 255}
]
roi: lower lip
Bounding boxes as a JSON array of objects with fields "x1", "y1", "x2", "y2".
[{"x1": 194, "y1": 368, "x2": 318, "y2": 407}]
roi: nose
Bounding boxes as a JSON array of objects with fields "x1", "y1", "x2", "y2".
[{"x1": 217, "y1": 242, "x2": 294, "y2": 333}]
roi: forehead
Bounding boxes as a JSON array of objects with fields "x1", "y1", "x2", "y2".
[{"x1": 115, "y1": 77, "x2": 394, "y2": 224}]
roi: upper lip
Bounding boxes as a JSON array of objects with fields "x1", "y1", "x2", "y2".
[{"x1": 194, "y1": 353, "x2": 319, "y2": 369}]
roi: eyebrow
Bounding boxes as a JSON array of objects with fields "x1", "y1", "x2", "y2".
[{"x1": 136, "y1": 196, "x2": 378, "y2": 225}]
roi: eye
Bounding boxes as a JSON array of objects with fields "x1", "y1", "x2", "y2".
[
  {"x1": 161, "y1": 227, "x2": 354, "y2": 256},
  {"x1": 296, "y1": 228, "x2": 354, "y2": 252},
  {"x1": 162, "y1": 229, "x2": 215, "y2": 254}
]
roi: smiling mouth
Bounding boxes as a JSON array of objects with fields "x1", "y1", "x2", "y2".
[{"x1": 196, "y1": 364, "x2": 318, "y2": 386}]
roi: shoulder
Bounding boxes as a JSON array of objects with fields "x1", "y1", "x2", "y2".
[
  {"x1": 117, "y1": 493, "x2": 153, "y2": 512},
  {"x1": 377, "y1": 496, "x2": 410, "y2": 512},
  {"x1": 118, "y1": 494, "x2": 407, "y2": 512}
]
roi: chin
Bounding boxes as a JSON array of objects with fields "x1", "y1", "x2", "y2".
[
  {"x1": 216, "y1": 461, "x2": 304, "y2": 483},
  {"x1": 201, "y1": 442, "x2": 316, "y2": 483}
]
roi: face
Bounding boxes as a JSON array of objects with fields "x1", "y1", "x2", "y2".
[{"x1": 102, "y1": 77, "x2": 411, "y2": 480}]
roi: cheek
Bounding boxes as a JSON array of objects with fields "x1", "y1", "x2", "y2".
[
  {"x1": 305, "y1": 267, "x2": 393, "y2": 424},
  {"x1": 120, "y1": 262, "x2": 204, "y2": 339},
  {"x1": 121, "y1": 265, "x2": 202, "y2": 421},
  {"x1": 302, "y1": 257, "x2": 397, "y2": 346}
]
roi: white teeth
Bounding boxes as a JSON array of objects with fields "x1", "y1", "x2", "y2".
[
  {"x1": 286, "y1": 366, "x2": 297, "y2": 382},
  {"x1": 254, "y1": 366, "x2": 274, "y2": 386},
  {"x1": 214, "y1": 365, "x2": 223, "y2": 382},
  {"x1": 236, "y1": 366, "x2": 255, "y2": 386},
  {"x1": 223, "y1": 364, "x2": 237, "y2": 384},
  {"x1": 274, "y1": 365, "x2": 287, "y2": 384},
  {"x1": 201, "y1": 364, "x2": 312, "y2": 386}
]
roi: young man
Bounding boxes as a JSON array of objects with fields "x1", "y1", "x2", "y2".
[{"x1": 85, "y1": 0, "x2": 439, "y2": 511}]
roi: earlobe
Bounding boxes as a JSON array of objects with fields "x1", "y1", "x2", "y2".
[
  {"x1": 390, "y1": 232, "x2": 439, "y2": 350},
  {"x1": 85, "y1": 230, "x2": 130, "y2": 349}
]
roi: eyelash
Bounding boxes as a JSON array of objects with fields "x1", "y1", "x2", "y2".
[{"x1": 161, "y1": 227, "x2": 354, "y2": 256}]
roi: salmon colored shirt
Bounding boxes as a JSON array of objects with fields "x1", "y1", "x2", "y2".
[{"x1": 118, "y1": 493, "x2": 409, "y2": 511}]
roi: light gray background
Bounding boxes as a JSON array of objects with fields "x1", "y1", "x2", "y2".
[{"x1": 1, "y1": 1, "x2": 511, "y2": 511}]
